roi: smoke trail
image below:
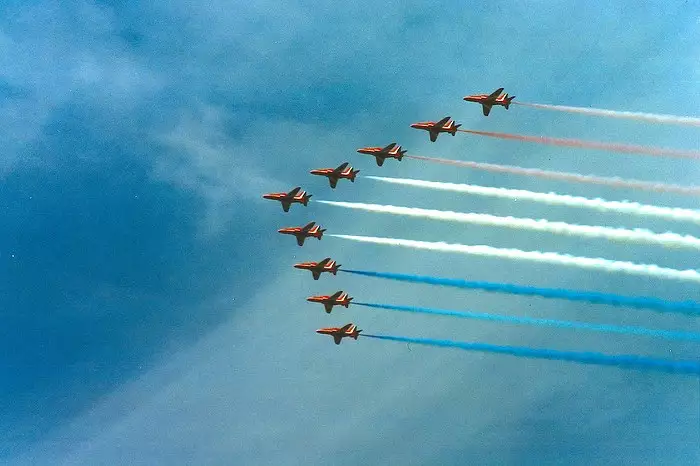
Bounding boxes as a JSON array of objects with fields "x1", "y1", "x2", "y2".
[
  {"x1": 459, "y1": 129, "x2": 700, "y2": 160},
  {"x1": 318, "y1": 200, "x2": 700, "y2": 250},
  {"x1": 514, "y1": 101, "x2": 700, "y2": 127},
  {"x1": 361, "y1": 334, "x2": 700, "y2": 375},
  {"x1": 343, "y1": 270, "x2": 700, "y2": 316},
  {"x1": 329, "y1": 234, "x2": 700, "y2": 284},
  {"x1": 355, "y1": 302, "x2": 700, "y2": 342},
  {"x1": 405, "y1": 155, "x2": 700, "y2": 197},
  {"x1": 366, "y1": 176, "x2": 700, "y2": 224}
]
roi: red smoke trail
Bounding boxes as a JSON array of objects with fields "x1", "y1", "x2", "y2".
[
  {"x1": 458, "y1": 129, "x2": 700, "y2": 160},
  {"x1": 405, "y1": 155, "x2": 700, "y2": 196}
]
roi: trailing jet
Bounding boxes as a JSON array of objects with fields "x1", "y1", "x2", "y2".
[
  {"x1": 294, "y1": 257, "x2": 340, "y2": 280},
  {"x1": 410, "y1": 116, "x2": 461, "y2": 142},
  {"x1": 309, "y1": 162, "x2": 359, "y2": 188},
  {"x1": 278, "y1": 222, "x2": 325, "y2": 246},
  {"x1": 306, "y1": 291, "x2": 353, "y2": 313},
  {"x1": 356, "y1": 143, "x2": 407, "y2": 166},
  {"x1": 463, "y1": 87, "x2": 515, "y2": 116},
  {"x1": 262, "y1": 187, "x2": 311, "y2": 212},
  {"x1": 316, "y1": 323, "x2": 362, "y2": 345}
]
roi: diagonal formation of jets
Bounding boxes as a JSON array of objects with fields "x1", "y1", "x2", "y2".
[{"x1": 262, "y1": 88, "x2": 516, "y2": 345}]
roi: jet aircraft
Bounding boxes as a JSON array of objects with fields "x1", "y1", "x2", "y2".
[
  {"x1": 294, "y1": 257, "x2": 341, "y2": 280},
  {"x1": 410, "y1": 116, "x2": 461, "y2": 142},
  {"x1": 306, "y1": 291, "x2": 353, "y2": 313},
  {"x1": 278, "y1": 222, "x2": 325, "y2": 246},
  {"x1": 316, "y1": 323, "x2": 362, "y2": 345},
  {"x1": 309, "y1": 162, "x2": 359, "y2": 188},
  {"x1": 356, "y1": 143, "x2": 406, "y2": 166},
  {"x1": 463, "y1": 87, "x2": 515, "y2": 116},
  {"x1": 262, "y1": 187, "x2": 311, "y2": 212}
]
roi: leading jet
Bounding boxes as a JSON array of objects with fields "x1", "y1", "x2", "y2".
[
  {"x1": 278, "y1": 222, "x2": 325, "y2": 246},
  {"x1": 316, "y1": 323, "x2": 362, "y2": 345},
  {"x1": 262, "y1": 187, "x2": 311, "y2": 212},
  {"x1": 410, "y1": 116, "x2": 461, "y2": 142},
  {"x1": 306, "y1": 291, "x2": 353, "y2": 313},
  {"x1": 294, "y1": 257, "x2": 341, "y2": 280},
  {"x1": 309, "y1": 162, "x2": 359, "y2": 188},
  {"x1": 463, "y1": 87, "x2": 515, "y2": 116},
  {"x1": 356, "y1": 143, "x2": 406, "y2": 166}
]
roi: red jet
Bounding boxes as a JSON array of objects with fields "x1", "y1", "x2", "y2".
[
  {"x1": 356, "y1": 143, "x2": 407, "y2": 166},
  {"x1": 309, "y1": 162, "x2": 359, "y2": 188},
  {"x1": 294, "y1": 257, "x2": 341, "y2": 280},
  {"x1": 307, "y1": 291, "x2": 353, "y2": 313},
  {"x1": 278, "y1": 221, "x2": 325, "y2": 247},
  {"x1": 410, "y1": 116, "x2": 461, "y2": 142},
  {"x1": 262, "y1": 187, "x2": 311, "y2": 212},
  {"x1": 463, "y1": 87, "x2": 515, "y2": 116},
  {"x1": 316, "y1": 323, "x2": 362, "y2": 345}
]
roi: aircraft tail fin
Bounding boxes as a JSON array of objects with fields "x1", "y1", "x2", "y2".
[
  {"x1": 505, "y1": 95, "x2": 515, "y2": 109},
  {"x1": 451, "y1": 124, "x2": 461, "y2": 135},
  {"x1": 352, "y1": 329, "x2": 361, "y2": 339},
  {"x1": 303, "y1": 195, "x2": 311, "y2": 206},
  {"x1": 317, "y1": 228, "x2": 326, "y2": 239},
  {"x1": 331, "y1": 265, "x2": 340, "y2": 275},
  {"x1": 350, "y1": 170, "x2": 359, "y2": 182},
  {"x1": 344, "y1": 297, "x2": 353, "y2": 307}
]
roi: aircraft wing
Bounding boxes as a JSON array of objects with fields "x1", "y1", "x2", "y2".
[
  {"x1": 302, "y1": 221, "x2": 316, "y2": 231},
  {"x1": 435, "y1": 117, "x2": 451, "y2": 128},
  {"x1": 333, "y1": 335, "x2": 342, "y2": 344},
  {"x1": 339, "y1": 323, "x2": 353, "y2": 332},
  {"x1": 482, "y1": 104, "x2": 492, "y2": 116},
  {"x1": 488, "y1": 87, "x2": 504, "y2": 99},
  {"x1": 381, "y1": 142, "x2": 397, "y2": 153},
  {"x1": 375, "y1": 156, "x2": 385, "y2": 166},
  {"x1": 317, "y1": 257, "x2": 331, "y2": 267},
  {"x1": 334, "y1": 162, "x2": 349, "y2": 172},
  {"x1": 329, "y1": 178, "x2": 338, "y2": 188},
  {"x1": 287, "y1": 186, "x2": 301, "y2": 197},
  {"x1": 296, "y1": 236, "x2": 305, "y2": 247},
  {"x1": 429, "y1": 131, "x2": 438, "y2": 142},
  {"x1": 329, "y1": 291, "x2": 343, "y2": 300}
]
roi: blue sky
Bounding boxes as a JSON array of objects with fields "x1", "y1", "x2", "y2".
[{"x1": 2, "y1": 1, "x2": 700, "y2": 464}]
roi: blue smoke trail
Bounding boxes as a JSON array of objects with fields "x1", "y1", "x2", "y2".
[
  {"x1": 354, "y1": 302, "x2": 700, "y2": 342},
  {"x1": 361, "y1": 334, "x2": 700, "y2": 375},
  {"x1": 342, "y1": 269, "x2": 700, "y2": 316}
]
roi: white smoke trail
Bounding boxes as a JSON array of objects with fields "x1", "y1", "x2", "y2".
[
  {"x1": 329, "y1": 234, "x2": 700, "y2": 284},
  {"x1": 365, "y1": 176, "x2": 700, "y2": 224},
  {"x1": 317, "y1": 200, "x2": 700, "y2": 250},
  {"x1": 405, "y1": 155, "x2": 700, "y2": 196},
  {"x1": 514, "y1": 102, "x2": 700, "y2": 127}
]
